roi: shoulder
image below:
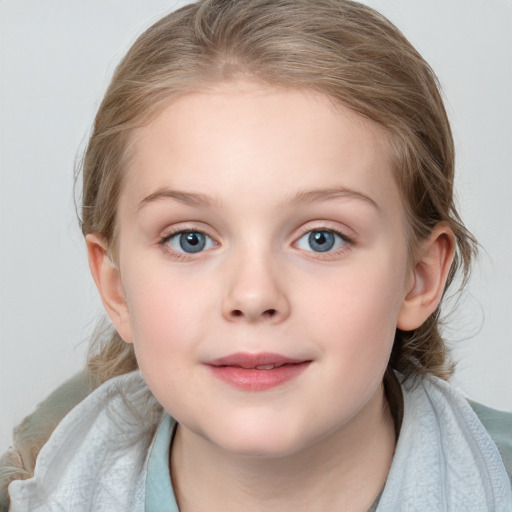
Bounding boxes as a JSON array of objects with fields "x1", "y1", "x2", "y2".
[
  {"x1": 12, "y1": 371, "x2": 96, "y2": 456},
  {"x1": 1, "y1": 371, "x2": 95, "y2": 512},
  {"x1": 4, "y1": 371, "x2": 163, "y2": 512},
  {"x1": 469, "y1": 400, "x2": 512, "y2": 484}
]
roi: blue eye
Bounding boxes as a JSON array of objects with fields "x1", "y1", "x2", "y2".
[
  {"x1": 165, "y1": 231, "x2": 216, "y2": 254},
  {"x1": 295, "y1": 230, "x2": 347, "y2": 253}
]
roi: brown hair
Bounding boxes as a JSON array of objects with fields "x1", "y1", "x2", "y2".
[{"x1": 81, "y1": 0, "x2": 477, "y2": 385}]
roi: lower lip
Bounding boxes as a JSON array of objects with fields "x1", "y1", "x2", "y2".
[{"x1": 206, "y1": 362, "x2": 310, "y2": 391}]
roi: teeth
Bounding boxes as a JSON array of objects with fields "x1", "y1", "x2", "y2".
[{"x1": 230, "y1": 363, "x2": 290, "y2": 369}]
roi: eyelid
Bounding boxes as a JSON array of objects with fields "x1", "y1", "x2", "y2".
[
  {"x1": 159, "y1": 221, "x2": 218, "y2": 241},
  {"x1": 293, "y1": 221, "x2": 355, "y2": 243},
  {"x1": 160, "y1": 227, "x2": 212, "y2": 243}
]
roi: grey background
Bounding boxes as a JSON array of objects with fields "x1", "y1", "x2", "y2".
[{"x1": 1, "y1": 0, "x2": 511, "y2": 453}]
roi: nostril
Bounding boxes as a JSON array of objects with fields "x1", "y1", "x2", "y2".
[{"x1": 230, "y1": 308, "x2": 277, "y2": 319}]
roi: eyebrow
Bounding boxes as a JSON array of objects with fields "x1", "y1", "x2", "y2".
[
  {"x1": 138, "y1": 188, "x2": 219, "y2": 211},
  {"x1": 286, "y1": 187, "x2": 381, "y2": 211}
]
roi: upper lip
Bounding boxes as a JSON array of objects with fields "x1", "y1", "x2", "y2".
[{"x1": 205, "y1": 352, "x2": 309, "y2": 369}]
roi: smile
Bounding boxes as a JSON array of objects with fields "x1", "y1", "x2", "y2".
[{"x1": 204, "y1": 352, "x2": 311, "y2": 391}]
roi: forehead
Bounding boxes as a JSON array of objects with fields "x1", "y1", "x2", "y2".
[{"x1": 121, "y1": 81, "x2": 403, "y2": 224}]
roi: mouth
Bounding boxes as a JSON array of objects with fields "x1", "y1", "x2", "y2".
[{"x1": 204, "y1": 352, "x2": 311, "y2": 391}]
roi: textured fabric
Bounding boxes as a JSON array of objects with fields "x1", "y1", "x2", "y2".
[
  {"x1": 376, "y1": 377, "x2": 512, "y2": 511},
  {"x1": 470, "y1": 400, "x2": 512, "y2": 485},
  {"x1": 6, "y1": 371, "x2": 512, "y2": 511},
  {"x1": 0, "y1": 372, "x2": 97, "y2": 512},
  {"x1": 7, "y1": 372, "x2": 162, "y2": 512}
]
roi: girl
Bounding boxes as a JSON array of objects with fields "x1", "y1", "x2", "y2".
[{"x1": 1, "y1": 0, "x2": 511, "y2": 510}]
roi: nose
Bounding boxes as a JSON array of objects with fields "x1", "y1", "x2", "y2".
[{"x1": 221, "y1": 251, "x2": 291, "y2": 324}]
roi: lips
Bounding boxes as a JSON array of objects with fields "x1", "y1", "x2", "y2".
[{"x1": 204, "y1": 352, "x2": 311, "y2": 391}]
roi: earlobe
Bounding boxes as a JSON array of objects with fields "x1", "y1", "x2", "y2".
[
  {"x1": 397, "y1": 224, "x2": 455, "y2": 331},
  {"x1": 86, "y1": 234, "x2": 133, "y2": 343}
]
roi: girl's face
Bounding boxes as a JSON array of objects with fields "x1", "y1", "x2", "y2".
[{"x1": 111, "y1": 82, "x2": 413, "y2": 456}]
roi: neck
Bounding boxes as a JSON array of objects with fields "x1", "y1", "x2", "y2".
[{"x1": 170, "y1": 385, "x2": 395, "y2": 512}]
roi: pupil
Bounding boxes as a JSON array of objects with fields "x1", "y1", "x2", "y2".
[
  {"x1": 180, "y1": 232, "x2": 206, "y2": 253},
  {"x1": 309, "y1": 231, "x2": 334, "y2": 252},
  {"x1": 186, "y1": 233, "x2": 199, "y2": 245}
]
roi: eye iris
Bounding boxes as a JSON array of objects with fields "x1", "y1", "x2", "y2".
[
  {"x1": 308, "y1": 231, "x2": 335, "y2": 252},
  {"x1": 179, "y1": 232, "x2": 206, "y2": 253}
]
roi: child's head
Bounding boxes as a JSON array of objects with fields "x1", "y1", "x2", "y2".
[{"x1": 81, "y1": 0, "x2": 476, "y2": 400}]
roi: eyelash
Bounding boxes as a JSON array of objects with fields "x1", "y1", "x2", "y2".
[
  {"x1": 293, "y1": 226, "x2": 354, "y2": 259},
  {"x1": 158, "y1": 228, "x2": 216, "y2": 261},
  {"x1": 157, "y1": 225, "x2": 354, "y2": 260}
]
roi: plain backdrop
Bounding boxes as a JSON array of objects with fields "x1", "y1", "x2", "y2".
[{"x1": 1, "y1": 0, "x2": 511, "y2": 453}]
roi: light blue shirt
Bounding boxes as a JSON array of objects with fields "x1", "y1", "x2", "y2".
[
  {"x1": 145, "y1": 414, "x2": 179, "y2": 512},
  {"x1": 143, "y1": 403, "x2": 512, "y2": 511},
  {"x1": 143, "y1": 414, "x2": 386, "y2": 511}
]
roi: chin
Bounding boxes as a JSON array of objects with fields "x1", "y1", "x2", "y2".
[{"x1": 204, "y1": 421, "x2": 314, "y2": 459}]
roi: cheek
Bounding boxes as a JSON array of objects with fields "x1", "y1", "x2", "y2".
[
  {"x1": 122, "y1": 270, "x2": 212, "y2": 410},
  {"x1": 298, "y1": 255, "x2": 406, "y2": 361},
  {"x1": 295, "y1": 263, "x2": 404, "y2": 418},
  {"x1": 123, "y1": 266, "x2": 212, "y2": 360}
]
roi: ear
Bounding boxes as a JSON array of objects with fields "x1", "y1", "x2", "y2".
[
  {"x1": 397, "y1": 223, "x2": 455, "y2": 331},
  {"x1": 86, "y1": 234, "x2": 133, "y2": 343}
]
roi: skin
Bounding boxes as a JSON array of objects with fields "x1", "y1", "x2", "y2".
[{"x1": 87, "y1": 81, "x2": 454, "y2": 511}]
